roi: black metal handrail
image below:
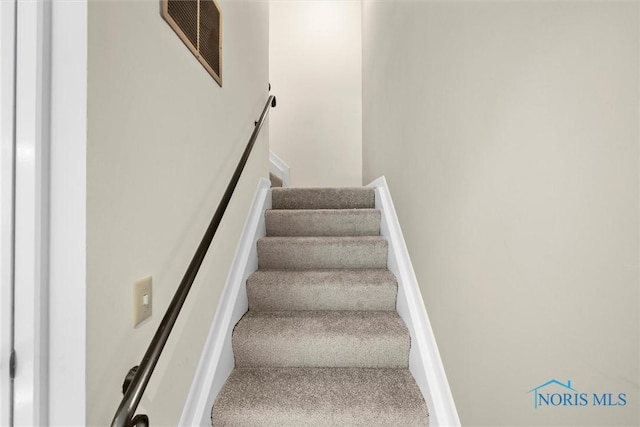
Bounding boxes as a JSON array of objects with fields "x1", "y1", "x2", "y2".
[{"x1": 111, "y1": 94, "x2": 276, "y2": 427}]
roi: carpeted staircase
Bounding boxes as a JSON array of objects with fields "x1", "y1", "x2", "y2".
[{"x1": 212, "y1": 187, "x2": 429, "y2": 426}]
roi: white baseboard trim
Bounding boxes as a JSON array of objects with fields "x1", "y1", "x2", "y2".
[
  {"x1": 178, "y1": 178, "x2": 271, "y2": 427},
  {"x1": 269, "y1": 151, "x2": 290, "y2": 187},
  {"x1": 368, "y1": 176, "x2": 461, "y2": 427}
]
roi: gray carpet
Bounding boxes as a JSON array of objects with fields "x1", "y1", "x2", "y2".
[
  {"x1": 269, "y1": 172, "x2": 283, "y2": 188},
  {"x1": 257, "y1": 236, "x2": 388, "y2": 270},
  {"x1": 247, "y1": 269, "x2": 397, "y2": 311},
  {"x1": 213, "y1": 368, "x2": 427, "y2": 426},
  {"x1": 212, "y1": 187, "x2": 428, "y2": 426},
  {"x1": 265, "y1": 209, "x2": 381, "y2": 237},
  {"x1": 271, "y1": 187, "x2": 375, "y2": 210},
  {"x1": 233, "y1": 311, "x2": 409, "y2": 368}
]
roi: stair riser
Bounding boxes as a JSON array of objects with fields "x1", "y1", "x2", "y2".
[
  {"x1": 214, "y1": 407, "x2": 423, "y2": 426},
  {"x1": 233, "y1": 334, "x2": 409, "y2": 368},
  {"x1": 272, "y1": 187, "x2": 375, "y2": 210},
  {"x1": 265, "y1": 209, "x2": 381, "y2": 237},
  {"x1": 258, "y1": 237, "x2": 388, "y2": 270},
  {"x1": 247, "y1": 282, "x2": 397, "y2": 311},
  {"x1": 233, "y1": 312, "x2": 410, "y2": 368}
]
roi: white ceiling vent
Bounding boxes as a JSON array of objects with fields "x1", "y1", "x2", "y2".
[{"x1": 162, "y1": 0, "x2": 222, "y2": 86}]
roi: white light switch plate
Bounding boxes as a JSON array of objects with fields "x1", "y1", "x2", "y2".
[{"x1": 133, "y1": 275, "x2": 152, "y2": 327}]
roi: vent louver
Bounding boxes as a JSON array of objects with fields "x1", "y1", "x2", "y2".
[
  {"x1": 199, "y1": 0, "x2": 221, "y2": 77},
  {"x1": 162, "y1": 0, "x2": 222, "y2": 86}
]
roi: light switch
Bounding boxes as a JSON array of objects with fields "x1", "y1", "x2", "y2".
[{"x1": 133, "y1": 275, "x2": 152, "y2": 327}]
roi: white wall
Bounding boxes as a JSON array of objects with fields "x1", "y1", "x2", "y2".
[
  {"x1": 363, "y1": 2, "x2": 639, "y2": 426},
  {"x1": 86, "y1": 1, "x2": 269, "y2": 425},
  {"x1": 269, "y1": 0, "x2": 362, "y2": 187}
]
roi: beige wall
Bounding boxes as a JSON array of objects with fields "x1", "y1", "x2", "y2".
[
  {"x1": 87, "y1": 1, "x2": 269, "y2": 425},
  {"x1": 269, "y1": 0, "x2": 362, "y2": 187},
  {"x1": 363, "y1": 1, "x2": 639, "y2": 426}
]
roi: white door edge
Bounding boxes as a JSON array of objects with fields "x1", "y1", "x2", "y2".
[
  {"x1": 0, "y1": 0, "x2": 17, "y2": 424},
  {"x1": 12, "y1": 0, "x2": 51, "y2": 424}
]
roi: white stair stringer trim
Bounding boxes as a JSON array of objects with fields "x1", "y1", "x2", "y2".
[
  {"x1": 178, "y1": 178, "x2": 272, "y2": 427},
  {"x1": 368, "y1": 176, "x2": 461, "y2": 427},
  {"x1": 269, "y1": 150, "x2": 290, "y2": 187}
]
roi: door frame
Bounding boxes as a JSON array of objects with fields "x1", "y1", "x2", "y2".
[
  {"x1": 0, "y1": 0, "x2": 17, "y2": 424},
  {"x1": 2, "y1": 1, "x2": 88, "y2": 425},
  {"x1": 11, "y1": 0, "x2": 52, "y2": 424}
]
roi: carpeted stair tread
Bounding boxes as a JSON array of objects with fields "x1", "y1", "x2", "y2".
[
  {"x1": 233, "y1": 311, "x2": 409, "y2": 368},
  {"x1": 265, "y1": 209, "x2": 381, "y2": 236},
  {"x1": 212, "y1": 367, "x2": 429, "y2": 426},
  {"x1": 247, "y1": 269, "x2": 397, "y2": 311},
  {"x1": 257, "y1": 236, "x2": 387, "y2": 270},
  {"x1": 272, "y1": 187, "x2": 375, "y2": 210}
]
